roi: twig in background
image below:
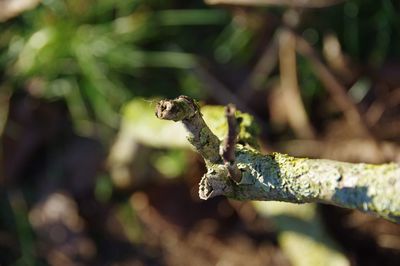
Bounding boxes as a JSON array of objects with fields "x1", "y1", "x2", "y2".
[
  {"x1": 205, "y1": 0, "x2": 345, "y2": 8},
  {"x1": 220, "y1": 104, "x2": 242, "y2": 182},
  {"x1": 278, "y1": 29, "x2": 316, "y2": 139},
  {"x1": 322, "y1": 33, "x2": 355, "y2": 83},
  {"x1": 192, "y1": 64, "x2": 250, "y2": 113},
  {"x1": 295, "y1": 33, "x2": 368, "y2": 135},
  {"x1": 295, "y1": 33, "x2": 392, "y2": 161},
  {"x1": 237, "y1": 33, "x2": 279, "y2": 101},
  {"x1": 191, "y1": 63, "x2": 268, "y2": 131},
  {"x1": 372, "y1": 121, "x2": 400, "y2": 143},
  {"x1": 276, "y1": 139, "x2": 400, "y2": 164},
  {"x1": 366, "y1": 88, "x2": 400, "y2": 126},
  {"x1": 365, "y1": 101, "x2": 386, "y2": 127}
]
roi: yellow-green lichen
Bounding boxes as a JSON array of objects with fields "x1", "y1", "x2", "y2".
[
  {"x1": 329, "y1": 161, "x2": 400, "y2": 223},
  {"x1": 201, "y1": 105, "x2": 260, "y2": 147},
  {"x1": 199, "y1": 127, "x2": 209, "y2": 146},
  {"x1": 272, "y1": 152, "x2": 310, "y2": 179}
]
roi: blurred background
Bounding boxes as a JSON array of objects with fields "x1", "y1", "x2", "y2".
[{"x1": 1, "y1": 0, "x2": 400, "y2": 265}]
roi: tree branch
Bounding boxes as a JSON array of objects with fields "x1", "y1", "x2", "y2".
[
  {"x1": 220, "y1": 104, "x2": 242, "y2": 182},
  {"x1": 156, "y1": 96, "x2": 400, "y2": 223},
  {"x1": 155, "y1": 95, "x2": 221, "y2": 164}
]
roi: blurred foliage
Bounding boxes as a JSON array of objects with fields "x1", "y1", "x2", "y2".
[
  {"x1": 0, "y1": 0, "x2": 230, "y2": 139},
  {"x1": 1, "y1": 0, "x2": 400, "y2": 265},
  {"x1": 152, "y1": 149, "x2": 188, "y2": 178},
  {"x1": 0, "y1": 0, "x2": 398, "y2": 142},
  {"x1": 301, "y1": 0, "x2": 400, "y2": 63},
  {"x1": 297, "y1": 0, "x2": 400, "y2": 101}
]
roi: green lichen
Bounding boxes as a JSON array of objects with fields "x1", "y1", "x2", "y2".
[
  {"x1": 217, "y1": 146, "x2": 319, "y2": 203},
  {"x1": 199, "y1": 127, "x2": 209, "y2": 146},
  {"x1": 272, "y1": 153, "x2": 310, "y2": 179},
  {"x1": 201, "y1": 105, "x2": 260, "y2": 147},
  {"x1": 330, "y1": 162, "x2": 400, "y2": 223},
  {"x1": 205, "y1": 145, "x2": 400, "y2": 222}
]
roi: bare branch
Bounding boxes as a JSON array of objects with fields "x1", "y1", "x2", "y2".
[
  {"x1": 156, "y1": 96, "x2": 400, "y2": 223},
  {"x1": 295, "y1": 33, "x2": 368, "y2": 135},
  {"x1": 220, "y1": 104, "x2": 242, "y2": 182},
  {"x1": 156, "y1": 95, "x2": 221, "y2": 164},
  {"x1": 237, "y1": 33, "x2": 279, "y2": 101},
  {"x1": 279, "y1": 29, "x2": 316, "y2": 139}
]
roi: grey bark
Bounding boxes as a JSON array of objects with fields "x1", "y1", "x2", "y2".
[{"x1": 156, "y1": 96, "x2": 400, "y2": 223}]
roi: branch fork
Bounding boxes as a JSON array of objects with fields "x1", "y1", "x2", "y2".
[{"x1": 156, "y1": 96, "x2": 400, "y2": 223}]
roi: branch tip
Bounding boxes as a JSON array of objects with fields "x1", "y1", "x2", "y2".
[
  {"x1": 155, "y1": 95, "x2": 198, "y2": 122},
  {"x1": 155, "y1": 95, "x2": 221, "y2": 163}
]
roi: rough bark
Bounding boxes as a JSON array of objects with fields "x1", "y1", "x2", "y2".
[
  {"x1": 156, "y1": 95, "x2": 221, "y2": 164},
  {"x1": 155, "y1": 96, "x2": 400, "y2": 223}
]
